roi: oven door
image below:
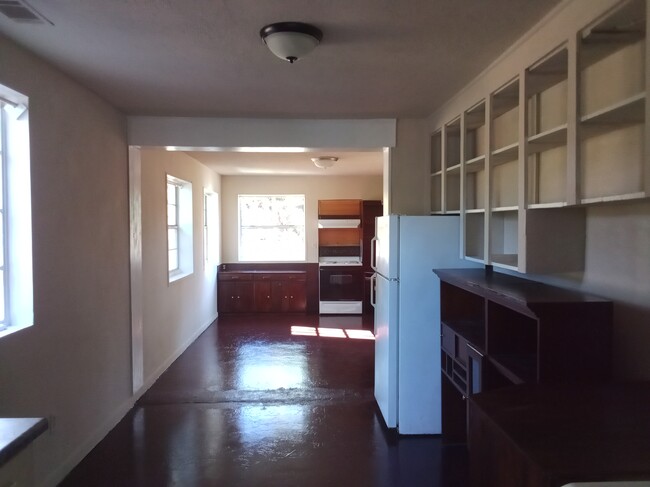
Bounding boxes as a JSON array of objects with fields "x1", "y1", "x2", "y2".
[{"x1": 319, "y1": 266, "x2": 363, "y2": 301}]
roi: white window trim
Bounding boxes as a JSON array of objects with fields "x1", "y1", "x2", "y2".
[
  {"x1": 166, "y1": 174, "x2": 193, "y2": 283},
  {"x1": 203, "y1": 189, "x2": 220, "y2": 269},
  {"x1": 0, "y1": 84, "x2": 33, "y2": 339}
]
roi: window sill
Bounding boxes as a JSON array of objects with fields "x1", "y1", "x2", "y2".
[
  {"x1": 0, "y1": 322, "x2": 33, "y2": 340},
  {"x1": 169, "y1": 269, "x2": 193, "y2": 284}
]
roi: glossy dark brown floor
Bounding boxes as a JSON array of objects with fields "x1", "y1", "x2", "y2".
[{"x1": 60, "y1": 314, "x2": 468, "y2": 487}]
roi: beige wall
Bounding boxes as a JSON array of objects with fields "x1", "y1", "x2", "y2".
[
  {"x1": 388, "y1": 119, "x2": 430, "y2": 215},
  {"x1": 581, "y1": 201, "x2": 650, "y2": 380},
  {"x1": 0, "y1": 37, "x2": 131, "y2": 485},
  {"x1": 140, "y1": 150, "x2": 221, "y2": 380},
  {"x1": 221, "y1": 175, "x2": 382, "y2": 262}
]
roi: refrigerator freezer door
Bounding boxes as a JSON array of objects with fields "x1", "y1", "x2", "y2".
[
  {"x1": 374, "y1": 272, "x2": 399, "y2": 428},
  {"x1": 374, "y1": 215, "x2": 399, "y2": 279},
  {"x1": 397, "y1": 215, "x2": 479, "y2": 434}
]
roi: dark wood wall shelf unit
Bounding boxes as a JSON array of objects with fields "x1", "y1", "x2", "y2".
[{"x1": 434, "y1": 268, "x2": 612, "y2": 440}]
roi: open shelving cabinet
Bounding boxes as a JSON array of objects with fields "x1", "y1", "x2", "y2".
[
  {"x1": 432, "y1": 0, "x2": 648, "y2": 275},
  {"x1": 462, "y1": 100, "x2": 488, "y2": 262},
  {"x1": 430, "y1": 130, "x2": 443, "y2": 213},
  {"x1": 525, "y1": 44, "x2": 571, "y2": 208},
  {"x1": 445, "y1": 118, "x2": 462, "y2": 213},
  {"x1": 578, "y1": 0, "x2": 649, "y2": 204},
  {"x1": 435, "y1": 268, "x2": 613, "y2": 441}
]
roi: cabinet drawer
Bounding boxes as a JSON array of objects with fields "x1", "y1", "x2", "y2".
[
  {"x1": 254, "y1": 273, "x2": 306, "y2": 281},
  {"x1": 218, "y1": 272, "x2": 253, "y2": 281},
  {"x1": 254, "y1": 273, "x2": 276, "y2": 281},
  {"x1": 283, "y1": 273, "x2": 306, "y2": 281}
]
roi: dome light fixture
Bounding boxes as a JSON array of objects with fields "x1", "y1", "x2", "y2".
[
  {"x1": 311, "y1": 156, "x2": 338, "y2": 169},
  {"x1": 260, "y1": 22, "x2": 323, "y2": 63}
]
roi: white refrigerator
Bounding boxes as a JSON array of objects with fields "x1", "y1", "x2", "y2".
[{"x1": 371, "y1": 214, "x2": 480, "y2": 434}]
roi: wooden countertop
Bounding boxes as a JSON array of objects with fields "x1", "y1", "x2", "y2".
[{"x1": 219, "y1": 270, "x2": 306, "y2": 274}]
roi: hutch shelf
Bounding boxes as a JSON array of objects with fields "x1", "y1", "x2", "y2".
[{"x1": 434, "y1": 268, "x2": 612, "y2": 441}]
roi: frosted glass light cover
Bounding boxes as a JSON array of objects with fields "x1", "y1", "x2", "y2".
[{"x1": 264, "y1": 31, "x2": 320, "y2": 62}]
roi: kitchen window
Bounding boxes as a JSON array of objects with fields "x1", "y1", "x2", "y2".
[
  {"x1": 238, "y1": 194, "x2": 305, "y2": 262},
  {"x1": 167, "y1": 174, "x2": 193, "y2": 282},
  {"x1": 0, "y1": 85, "x2": 34, "y2": 338}
]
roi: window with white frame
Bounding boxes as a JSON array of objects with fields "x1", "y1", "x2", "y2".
[
  {"x1": 0, "y1": 85, "x2": 34, "y2": 338},
  {"x1": 203, "y1": 190, "x2": 219, "y2": 266},
  {"x1": 238, "y1": 195, "x2": 305, "y2": 262},
  {"x1": 166, "y1": 174, "x2": 193, "y2": 281}
]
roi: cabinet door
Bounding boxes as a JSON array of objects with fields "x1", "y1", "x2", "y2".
[
  {"x1": 254, "y1": 281, "x2": 273, "y2": 312},
  {"x1": 219, "y1": 281, "x2": 254, "y2": 313},
  {"x1": 318, "y1": 199, "x2": 361, "y2": 217},
  {"x1": 285, "y1": 279, "x2": 306, "y2": 312},
  {"x1": 274, "y1": 278, "x2": 306, "y2": 312},
  {"x1": 218, "y1": 281, "x2": 237, "y2": 313},
  {"x1": 234, "y1": 282, "x2": 254, "y2": 312}
]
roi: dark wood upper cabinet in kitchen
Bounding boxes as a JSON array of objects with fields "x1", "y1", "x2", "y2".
[{"x1": 318, "y1": 199, "x2": 362, "y2": 218}]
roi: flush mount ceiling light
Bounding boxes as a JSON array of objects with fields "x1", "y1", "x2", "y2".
[
  {"x1": 311, "y1": 156, "x2": 338, "y2": 169},
  {"x1": 260, "y1": 22, "x2": 323, "y2": 63}
]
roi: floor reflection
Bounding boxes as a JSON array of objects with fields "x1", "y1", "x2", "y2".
[
  {"x1": 235, "y1": 342, "x2": 308, "y2": 390},
  {"x1": 236, "y1": 404, "x2": 307, "y2": 449}
]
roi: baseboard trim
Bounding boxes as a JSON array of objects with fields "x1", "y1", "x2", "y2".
[
  {"x1": 41, "y1": 315, "x2": 217, "y2": 487},
  {"x1": 136, "y1": 315, "x2": 216, "y2": 396}
]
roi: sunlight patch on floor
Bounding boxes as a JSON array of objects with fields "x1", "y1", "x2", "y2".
[{"x1": 291, "y1": 326, "x2": 375, "y2": 340}]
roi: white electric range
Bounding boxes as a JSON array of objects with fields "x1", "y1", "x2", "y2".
[{"x1": 318, "y1": 257, "x2": 363, "y2": 314}]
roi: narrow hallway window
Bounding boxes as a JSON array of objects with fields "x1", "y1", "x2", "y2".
[
  {"x1": 166, "y1": 174, "x2": 193, "y2": 282},
  {"x1": 0, "y1": 85, "x2": 34, "y2": 338}
]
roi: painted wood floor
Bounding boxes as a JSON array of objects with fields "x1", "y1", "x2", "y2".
[{"x1": 60, "y1": 313, "x2": 468, "y2": 486}]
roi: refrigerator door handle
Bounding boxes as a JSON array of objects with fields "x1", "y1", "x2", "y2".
[
  {"x1": 370, "y1": 236, "x2": 377, "y2": 272},
  {"x1": 370, "y1": 273, "x2": 376, "y2": 308}
]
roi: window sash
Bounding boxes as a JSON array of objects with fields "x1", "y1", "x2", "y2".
[
  {"x1": 0, "y1": 105, "x2": 7, "y2": 327},
  {"x1": 238, "y1": 195, "x2": 305, "y2": 262},
  {"x1": 167, "y1": 182, "x2": 180, "y2": 273}
]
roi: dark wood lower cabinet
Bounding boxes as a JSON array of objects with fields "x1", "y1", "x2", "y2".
[
  {"x1": 218, "y1": 279, "x2": 255, "y2": 313},
  {"x1": 218, "y1": 271, "x2": 306, "y2": 313},
  {"x1": 468, "y1": 382, "x2": 650, "y2": 487}
]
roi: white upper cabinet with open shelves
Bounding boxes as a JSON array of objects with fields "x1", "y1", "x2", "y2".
[
  {"x1": 525, "y1": 45, "x2": 571, "y2": 208},
  {"x1": 430, "y1": 130, "x2": 442, "y2": 213},
  {"x1": 578, "y1": 0, "x2": 648, "y2": 204},
  {"x1": 462, "y1": 100, "x2": 487, "y2": 262},
  {"x1": 430, "y1": 118, "x2": 462, "y2": 214},
  {"x1": 430, "y1": 0, "x2": 649, "y2": 274},
  {"x1": 488, "y1": 78, "x2": 522, "y2": 270},
  {"x1": 445, "y1": 118, "x2": 462, "y2": 213}
]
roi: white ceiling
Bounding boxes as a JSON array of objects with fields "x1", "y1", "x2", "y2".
[
  {"x1": 187, "y1": 149, "x2": 384, "y2": 176},
  {"x1": 0, "y1": 0, "x2": 563, "y2": 174}
]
